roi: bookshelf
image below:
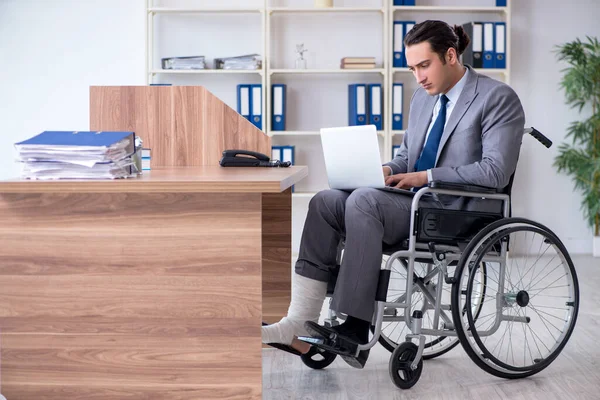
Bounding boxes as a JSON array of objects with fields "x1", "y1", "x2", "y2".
[{"x1": 145, "y1": 0, "x2": 512, "y2": 201}]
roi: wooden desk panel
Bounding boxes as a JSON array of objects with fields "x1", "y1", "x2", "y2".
[
  {"x1": 262, "y1": 189, "x2": 292, "y2": 324},
  {"x1": 0, "y1": 166, "x2": 308, "y2": 194},
  {"x1": 89, "y1": 86, "x2": 271, "y2": 168},
  {"x1": 0, "y1": 192, "x2": 263, "y2": 399}
]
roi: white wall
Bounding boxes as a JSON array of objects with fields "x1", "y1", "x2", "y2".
[{"x1": 1, "y1": 0, "x2": 599, "y2": 255}]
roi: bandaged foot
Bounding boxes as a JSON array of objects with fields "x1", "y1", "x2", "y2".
[{"x1": 262, "y1": 273, "x2": 327, "y2": 351}]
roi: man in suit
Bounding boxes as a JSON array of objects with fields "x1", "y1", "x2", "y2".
[{"x1": 262, "y1": 20, "x2": 525, "y2": 367}]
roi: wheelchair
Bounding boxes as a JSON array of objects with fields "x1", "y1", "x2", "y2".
[{"x1": 298, "y1": 127, "x2": 580, "y2": 389}]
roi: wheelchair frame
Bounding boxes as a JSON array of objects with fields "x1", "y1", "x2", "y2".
[
  {"x1": 368, "y1": 185, "x2": 510, "y2": 368},
  {"x1": 301, "y1": 127, "x2": 579, "y2": 389}
]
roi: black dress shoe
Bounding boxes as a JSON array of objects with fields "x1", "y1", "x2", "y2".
[{"x1": 303, "y1": 321, "x2": 370, "y2": 369}]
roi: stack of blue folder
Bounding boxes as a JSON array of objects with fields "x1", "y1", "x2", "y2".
[{"x1": 14, "y1": 131, "x2": 138, "y2": 180}]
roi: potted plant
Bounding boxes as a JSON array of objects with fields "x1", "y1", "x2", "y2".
[{"x1": 554, "y1": 36, "x2": 600, "y2": 257}]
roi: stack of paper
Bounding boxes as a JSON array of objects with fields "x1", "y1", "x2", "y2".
[
  {"x1": 15, "y1": 131, "x2": 138, "y2": 180},
  {"x1": 214, "y1": 54, "x2": 262, "y2": 70},
  {"x1": 161, "y1": 56, "x2": 206, "y2": 70}
]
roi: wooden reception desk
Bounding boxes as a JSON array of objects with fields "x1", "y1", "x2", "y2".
[{"x1": 0, "y1": 166, "x2": 307, "y2": 399}]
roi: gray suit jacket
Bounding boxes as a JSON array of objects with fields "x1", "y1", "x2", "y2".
[{"x1": 384, "y1": 66, "x2": 525, "y2": 212}]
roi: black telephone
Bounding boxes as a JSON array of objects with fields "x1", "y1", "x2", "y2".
[{"x1": 219, "y1": 149, "x2": 291, "y2": 167}]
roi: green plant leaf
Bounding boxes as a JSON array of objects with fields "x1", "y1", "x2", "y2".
[{"x1": 553, "y1": 35, "x2": 600, "y2": 232}]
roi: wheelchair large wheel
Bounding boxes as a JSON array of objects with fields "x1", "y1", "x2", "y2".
[
  {"x1": 451, "y1": 218, "x2": 579, "y2": 379},
  {"x1": 376, "y1": 258, "x2": 487, "y2": 360}
]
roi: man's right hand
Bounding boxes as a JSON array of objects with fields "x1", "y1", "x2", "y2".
[{"x1": 382, "y1": 166, "x2": 392, "y2": 178}]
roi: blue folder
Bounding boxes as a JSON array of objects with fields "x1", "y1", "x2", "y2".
[
  {"x1": 392, "y1": 83, "x2": 404, "y2": 131},
  {"x1": 348, "y1": 84, "x2": 367, "y2": 126},
  {"x1": 494, "y1": 22, "x2": 506, "y2": 69},
  {"x1": 272, "y1": 84, "x2": 286, "y2": 131},
  {"x1": 236, "y1": 84, "x2": 252, "y2": 122},
  {"x1": 393, "y1": 22, "x2": 405, "y2": 68},
  {"x1": 16, "y1": 131, "x2": 135, "y2": 149},
  {"x1": 368, "y1": 84, "x2": 383, "y2": 130},
  {"x1": 483, "y1": 22, "x2": 495, "y2": 69},
  {"x1": 250, "y1": 84, "x2": 262, "y2": 130}
]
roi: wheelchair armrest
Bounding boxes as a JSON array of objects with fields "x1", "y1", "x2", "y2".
[{"x1": 428, "y1": 180, "x2": 498, "y2": 195}]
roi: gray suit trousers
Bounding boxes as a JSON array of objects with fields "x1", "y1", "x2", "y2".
[{"x1": 295, "y1": 188, "x2": 443, "y2": 322}]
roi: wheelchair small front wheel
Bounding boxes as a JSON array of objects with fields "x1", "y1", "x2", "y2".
[
  {"x1": 300, "y1": 346, "x2": 337, "y2": 370},
  {"x1": 388, "y1": 342, "x2": 423, "y2": 389}
]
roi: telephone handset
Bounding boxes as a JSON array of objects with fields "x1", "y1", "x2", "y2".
[{"x1": 219, "y1": 149, "x2": 291, "y2": 167}]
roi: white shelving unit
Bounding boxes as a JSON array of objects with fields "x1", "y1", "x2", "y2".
[
  {"x1": 387, "y1": 0, "x2": 511, "y2": 165},
  {"x1": 146, "y1": 0, "x2": 511, "y2": 200},
  {"x1": 145, "y1": 0, "x2": 268, "y2": 128}
]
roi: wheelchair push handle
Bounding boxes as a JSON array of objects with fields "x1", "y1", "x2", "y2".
[{"x1": 524, "y1": 127, "x2": 552, "y2": 148}]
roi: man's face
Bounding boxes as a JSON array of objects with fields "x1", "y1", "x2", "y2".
[{"x1": 405, "y1": 41, "x2": 451, "y2": 96}]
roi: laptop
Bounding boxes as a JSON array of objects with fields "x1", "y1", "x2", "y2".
[{"x1": 320, "y1": 125, "x2": 415, "y2": 196}]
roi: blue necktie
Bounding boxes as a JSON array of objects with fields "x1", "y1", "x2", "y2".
[{"x1": 415, "y1": 94, "x2": 449, "y2": 172}]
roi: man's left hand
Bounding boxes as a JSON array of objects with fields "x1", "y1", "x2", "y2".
[{"x1": 385, "y1": 171, "x2": 428, "y2": 189}]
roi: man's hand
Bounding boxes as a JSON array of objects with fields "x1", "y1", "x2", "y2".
[
  {"x1": 382, "y1": 166, "x2": 392, "y2": 178},
  {"x1": 385, "y1": 171, "x2": 428, "y2": 189}
]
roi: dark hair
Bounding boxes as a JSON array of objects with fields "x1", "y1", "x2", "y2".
[{"x1": 404, "y1": 20, "x2": 471, "y2": 64}]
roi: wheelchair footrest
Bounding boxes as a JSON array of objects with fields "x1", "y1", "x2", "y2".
[{"x1": 297, "y1": 335, "x2": 356, "y2": 357}]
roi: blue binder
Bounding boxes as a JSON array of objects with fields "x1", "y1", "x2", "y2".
[
  {"x1": 236, "y1": 84, "x2": 252, "y2": 122},
  {"x1": 272, "y1": 84, "x2": 286, "y2": 131},
  {"x1": 393, "y1": 22, "x2": 405, "y2": 68},
  {"x1": 393, "y1": 0, "x2": 403, "y2": 4},
  {"x1": 494, "y1": 22, "x2": 506, "y2": 69},
  {"x1": 272, "y1": 145, "x2": 295, "y2": 191},
  {"x1": 368, "y1": 84, "x2": 383, "y2": 130},
  {"x1": 404, "y1": 0, "x2": 415, "y2": 5},
  {"x1": 250, "y1": 84, "x2": 262, "y2": 129},
  {"x1": 392, "y1": 83, "x2": 404, "y2": 131},
  {"x1": 348, "y1": 84, "x2": 367, "y2": 126},
  {"x1": 483, "y1": 22, "x2": 495, "y2": 69},
  {"x1": 271, "y1": 146, "x2": 282, "y2": 163},
  {"x1": 16, "y1": 131, "x2": 136, "y2": 151},
  {"x1": 404, "y1": 22, "x2": 415, "y2": 55},
  {"x1": 496, "y1": 0, "x2": 507, "y2": 6}
]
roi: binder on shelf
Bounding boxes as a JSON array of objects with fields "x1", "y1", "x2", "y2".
[
  {"x1": 348, "y1": 84, "x2": 367, "y2": 126},
  {"x1": 496, "y1": 0, "x2": 507, "y2": 6},
  {"x1": 403, "y1": 22, "x2": 416, "y2": 67},
  {"x1": 271, "y1": 146, "x2": 295, "y2": 165},
  {"x1": 483, "y1": 22, "x2": 495, "y2": 69},
  {"x1": 392, "y1": 83, "x2": 404, "y2": 131},
  {"x1": 251, "y1": 84, "x2": 262, "y2": 130},
  {"x1": 236, "y1": 84, "x2": 252, "y2": 122},
  {"x1": 393, "y1": 0, "x2": 403, "y2": 4},
  {"x1": 404, "y1": 0, "x2": 415, "y2": 5},
  {"x1": 272, "y1": 84, "x2": 286, "y2": 131},
  {"x1": 271, "y1": 146, "x2": 282, "y2": 164},
  {"x1": 142, "y1": 148, "x2": 151, "y2": 171},
  {"x1": 393, "y1": 21, "x2": 405, "y2": 68},
  {"x1": 368, "y1": 84, "x2": 383, "y2": 130},
  {"x1": 405, "y1": 22, "x2": 415, "y2": 35},
  {"x1": 392, "y1": 145, "x2": 402, "y2": 158},
  {"x1": 494, "y1": 22, "x2": 506, "y2": 69},
  {"x1": 272, "y1": 145, "x2": 295, "y2": 191},
  {"x1": 461, "y1": 22, "x2": 483, "y2": 68}
]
